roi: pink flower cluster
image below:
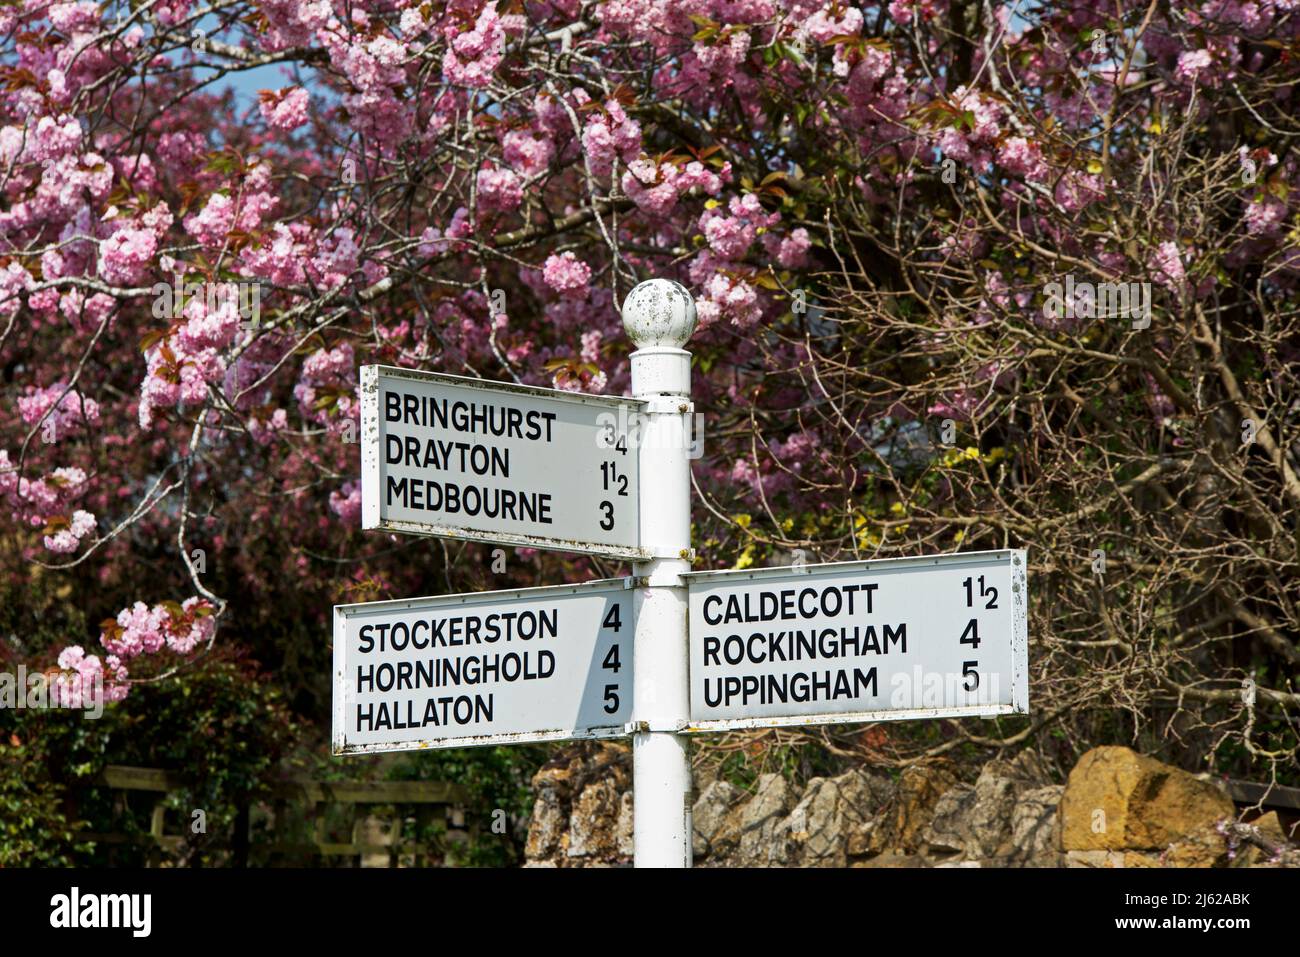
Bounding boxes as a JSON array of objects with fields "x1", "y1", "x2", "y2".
[
  {"x1": 696, "y1": 270, "x2": 761, "y2": 329},
  {"x1": 1148, "y1": 241, "x2": 1186, "y2": 290},
  {"x1": 259, "y1": 86, "x2": 311, "y2": 132},
  {"x1": 0, "y1": 453, "x2": 88, "y2": 513},
  {"x1": 293, "y1": 341, "x2": 356, "y2": 436},
  {"x1": 18, "y1": 383, "x2": 100, "y2": 440},
  {"x1": 699, "y1": 193, "x2": 779, "y2": 260},
  {"x1": 44, "y1": 509, "x2": 96, "y2": 553},
  {"x1": 936, "y1": 86, "x2": 1004, "y2": 169},
  {"x1": 1054, "y1": 171, "x2": 1106, "y2": 213},
  {"x1": 622, "y1": 158, "x2": 726, "y2": 217},
  {"x1": 477, "y1": 165, "x2": 524, "y2": 213},
  {"x1": 330, "y1": 480, "x2": 362, "y2": 524},
  {"x1": 48, "y1": 596, "x2": 214, "y2": 708},
  {"x1": 889, "y1": 0, "x2": 945, "y2": 24},
  {"x1": 996, "y1": 136, "x2": 1049, "y2": 182},
  {"x1": 184, "y1": 193, "x2": 236, "y2": 248},
  {"x1": 581, "y1": 100, "x2": 642, "y2": 178},
  {"x1": 418, "y1": 208, "x2": 472, "y2": 258},
  {"x1": 0, "y1": 261, "x2": 32, "y2": 321},
  {"x1": 802, "y1": 4, "x2": 865, "y2": 44},
  {"x1": 139, "y1": 338, "x2": 225, "y2": 430},
  {"x1": 51, "y1": 645, "x2": 128, "y2": 708},
  {"x1": 442, "y1": 3, "x2": 506, "y2": 88},
  {"x1": 502, "y1": 129, "x2": 555, "y2": 177},
  {"x1": 1175, "y1": 49, "x2": 1215, "y2": 86},
  {"x1": 542, "y1": 252, "x2": 592, "y2": 299},
  {"x1": 101, "y1": 597, "x2": 216, "y2": 659}
]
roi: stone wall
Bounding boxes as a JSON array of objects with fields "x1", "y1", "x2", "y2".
[{"x1": 524, "y1": 743, "x2": 1299, "y2": 868}]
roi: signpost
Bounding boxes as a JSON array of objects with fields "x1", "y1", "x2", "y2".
[
  {"x1": 333, "y1": 579, "x2": 634, "y2": 753},
  {"x1": 360, "y1": 365, "x2": 645, "y2": 559},
  {"x1": 683, "y1": 550, "x2": 1028, "y2": 732},
  {"x1": 335, "y1": 278, "x2": 1032, "y2": 869}
]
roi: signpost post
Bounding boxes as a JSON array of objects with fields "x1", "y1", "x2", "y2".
[
  {"x1": 621, "y1": 279, "x2": 698, "y2": 868},
  {"x1": 337, "y1": 278, "x2": 1031, "y2": 869}
]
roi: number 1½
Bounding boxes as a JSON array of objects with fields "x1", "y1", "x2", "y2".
[{"x1": 962, "y1": 575, "x2": 999, "y2": 609}]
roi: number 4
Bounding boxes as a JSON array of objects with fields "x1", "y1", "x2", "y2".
[{"x1": 602, "y1": 604, "x2": 621, "y2": 632}]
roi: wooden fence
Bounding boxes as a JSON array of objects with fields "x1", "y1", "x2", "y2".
[{"x1": 80, "y1": 765, "x2": 471, "y2": 867}]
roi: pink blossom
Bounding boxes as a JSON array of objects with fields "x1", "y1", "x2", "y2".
[
  {"x1": 542, "y1": 252, "x2": 592, "y2": 299},
  {"x1": 98, "y1": 223, "x2": 156, "y2": 285},
  {"x1": 1243, "y1": 196, "x2": 1286, "y2": 237},
  {"x1": 1055, "y1": 172, "x2": 1106, "y2": 213},
  {"x1": 44, "y1": 509, "x2": 95, "y2": 553},
  {"x1": 997, "y1": 136, "x2": 1049, "y2": 182},
  {"x1": 184, "y1": 193, "x2": 236, "y2": 247},
  {"x1": 769, "y1": 227, "x2": 812, "y2": 268},
  {"x1": 581, "y1": 101, "x2": 641, "y2": 178},
  {"x1": 803, "y1": 4, "x2": 865, "y2": 44},
  {"x1": 0, "y1": 261, "x2": 32, "y2": 321},
  {"x1": 102, "y1": 601, "x2": 167, "y2": 658},
  {"x1": 51, "y1": 644, "x2": 127, "y2": 709},
  {"x1": 330, "y1": 480, "x2": 362, "y2": 524},
  {"x1": 311, "y1": 227, "x2": 361, "y2": 288},
  {"x1": 1148, "y1": 241, "x2": 1185, "y2": 290},
  {"x1": 165, "y1": 597, "x2": 216, "y2": 653},
  {"x1": 1175, "y1": 49, "x2": 1214, "y2": 85},
  {"x1": 259, "y1": 87, "x2": 310, "y2": 132},
  {"x1": 442, "y1": 4, "x2": 505, "y2": 88},
  {"x1": 502, "y1": 130, "x2": 554, "y2": 177},
  {"x1": 19, "y1": 383, "x2": 100, "y2": 439},
  {"x1": 477, "y1": 166, "x2": 524, "y2": 213}
]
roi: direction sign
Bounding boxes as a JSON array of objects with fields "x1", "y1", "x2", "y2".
[
  {"x1": 360, "y1": 365, "x2": 645, "y2": 559},
  {"x1": 683, "y1": 550, "x2": 1028, "y2": 731},
  {"x1": 333, "y1": 578, "x2": 634, "y2": 753}
]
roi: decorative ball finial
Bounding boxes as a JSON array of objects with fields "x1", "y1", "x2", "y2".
[{"x1": 622, "y1": 279, "x2": 697, "y2": 349}]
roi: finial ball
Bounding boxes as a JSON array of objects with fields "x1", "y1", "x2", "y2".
[{"x1": 622, "y1": 279, "x2": 697, "y2": 348}]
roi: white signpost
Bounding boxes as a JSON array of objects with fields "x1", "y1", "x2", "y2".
[
  {"x1": 333, "y1": 579, "x2": 634, "y2": 753},
  {"x1": 360, "y1": 365, "x2": 645, "y2": 559},
  {"x1": 683, "y1": 550, "x2": 1028, "y2": 731},
  {"x1": 336, "y1": 279, "x2": 1032, "y2": 869}
]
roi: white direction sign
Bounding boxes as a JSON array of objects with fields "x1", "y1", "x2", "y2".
[
  {"x1": 683, "y1": 550, "x2": 1028, "y2": 731},
  {"x1": 333, "y1": 579, "x2": 633, "y2": 753},
  {"x1": 360, "y1": 365, "x2": 645, "y2": 559}
]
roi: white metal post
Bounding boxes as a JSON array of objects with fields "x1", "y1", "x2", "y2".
[{"x1": 623, "y1": 279, "x2": 696, "y2": 868}]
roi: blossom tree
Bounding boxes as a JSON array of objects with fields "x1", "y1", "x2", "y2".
[{"x1": 1, "y1": 0, "x2": 1297, "y2": 779}]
